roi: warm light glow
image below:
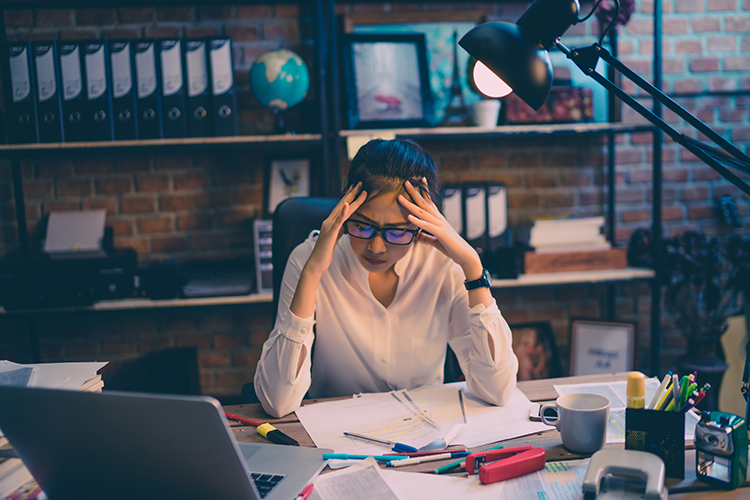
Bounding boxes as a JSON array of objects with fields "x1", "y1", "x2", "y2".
[{"x1": 472, "y1": 61, "x2": 513, "y2": 98}]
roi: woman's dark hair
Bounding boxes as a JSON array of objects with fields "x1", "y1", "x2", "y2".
[{"x1": 345, "y1": 138, "x2": 442, "y2": 210}]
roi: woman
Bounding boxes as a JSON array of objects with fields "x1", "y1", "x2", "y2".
[{"x1": 254, "y1": 138, "x2": 518, "y2": 418}]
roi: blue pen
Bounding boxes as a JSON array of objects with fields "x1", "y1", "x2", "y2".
[
  {"x1": 386, "y1": 451, "x2": 470, "y2": 467},
  {"x1": 343, "y1": 432, "x2": 418, "y2": 453},
  {"x1": 322, "y1": 453, "x2": 409, "y2": 461}
]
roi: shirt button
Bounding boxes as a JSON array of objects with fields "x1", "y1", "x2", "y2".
[
  {"x1": 380, "y1": 358, "x2": 387, "y2": 364},
  {"x1": 300, "y1": 327, "x2": 308, "y2": 334}
]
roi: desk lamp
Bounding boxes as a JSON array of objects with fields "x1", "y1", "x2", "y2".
[{"x1": 458, "y1": 0, "x2": 750, "y2": 197}]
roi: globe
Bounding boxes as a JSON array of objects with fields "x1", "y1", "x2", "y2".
[{"x1": 249, "y1": 49, "x2": 310, "y2": 111}]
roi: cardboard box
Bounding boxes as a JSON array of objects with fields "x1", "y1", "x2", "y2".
[{"x1": 523, "y1": 248, "x2": 627, "y2": 274}]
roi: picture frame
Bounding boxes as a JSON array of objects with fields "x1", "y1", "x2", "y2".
[
  {"x1": 509, "y1": 321, "x2": 563, "y2": 381},
  {"x1": 569, "y1": 319, "x2": 637, "y2": 376},
  {"x1": 342, "y1": 12, "x2": 486, "y2": 125},
  {"x1": 265, "y1": 158, "x2": 311, "y2": 216},
  {"x1": 341, "y1": 33, "x2": 433, "y2": 129}
]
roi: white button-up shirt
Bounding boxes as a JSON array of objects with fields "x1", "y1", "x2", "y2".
[{"x1": 254, "y1": 233, "x2": 519, "y2": 418}]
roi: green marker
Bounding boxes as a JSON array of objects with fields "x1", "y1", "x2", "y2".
[{"x1": 434, "y1": 444, "x2": 504, "y2": 474}]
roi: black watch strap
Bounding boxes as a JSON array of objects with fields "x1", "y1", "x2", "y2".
[{"x1": 464, "y1": 269, "x2": 492, "y2": 290}]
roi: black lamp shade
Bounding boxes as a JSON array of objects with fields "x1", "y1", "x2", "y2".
[{"x1": 459, "y1": 22, "x2": 553, "y2": 111}]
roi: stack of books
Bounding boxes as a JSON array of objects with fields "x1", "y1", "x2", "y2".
[
  {"x1": 0, "y1": 361, "x2": 108, "y2": 499},
  {"x1": 524, "y1": 217, "x2": 626, "y2": 274}
]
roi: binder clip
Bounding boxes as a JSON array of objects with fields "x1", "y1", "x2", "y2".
[{"x1": 465, "y1": 445, "x2": 546, "y2": 484}]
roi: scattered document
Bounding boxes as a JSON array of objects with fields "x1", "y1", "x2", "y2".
[
  {"x1": 381, "y1": 470, "x2": 506, "y2": 499},
  {"x1": 553, "y1": 379, "x2": 700, "y2": 443},
  {"x1": 499, "y1": 459, "x2": 589, "y2": 500},
  {"x1": 307, "y1": 458, "x2": 399, "y2": 500}
]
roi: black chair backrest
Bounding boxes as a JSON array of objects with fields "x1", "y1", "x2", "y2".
[{"x1": 271, "y1": 197, "x2": 338, "y2": 316}]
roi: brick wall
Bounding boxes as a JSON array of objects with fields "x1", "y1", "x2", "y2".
[{"x1": 1, "y1": 2, "x2": 749, "y2": 398}]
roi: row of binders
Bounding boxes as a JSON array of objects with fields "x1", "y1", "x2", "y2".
[{"x1": 6, "y1": 38, "x2": 238, "y2": 144}]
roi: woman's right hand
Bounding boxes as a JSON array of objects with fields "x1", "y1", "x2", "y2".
[{"x1": 303, "y1": 182, "x2": 367, "y2": 277}]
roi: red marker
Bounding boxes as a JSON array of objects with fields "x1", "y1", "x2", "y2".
[{"x1": 295, "y1": 483, "x2": 314, "y2": 500}]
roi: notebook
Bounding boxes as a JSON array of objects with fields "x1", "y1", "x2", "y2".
[{"x1": 0, "y1": 386, "x2": 331, "y2": 500}]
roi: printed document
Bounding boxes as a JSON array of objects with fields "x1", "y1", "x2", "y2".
[{"x1": 307, "y1": 458, "x2": 399, "y2": 500}]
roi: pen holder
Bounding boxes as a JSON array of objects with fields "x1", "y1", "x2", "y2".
[{"x1": 625, "y1": 408, "x2": 685, "y2": 479}]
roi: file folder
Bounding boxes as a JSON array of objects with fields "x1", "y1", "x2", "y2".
[
  {"x1": 159, "y1": 39, "x2": 188, "y2": 138},
  {"x1": 183, "y1": 39, "x2": 212, "y2": 137},
  {"x1": 57, "y1": 41, "x2": 87, "y2": 143},
  {"x1": 7, "y1": 42, "x2": 39, "y2": 144},
  {"x1": 31, "y1": 41, "x2": 63, "y2": 143},
  {"x1": 208, "y1": 37, "x2": 238, "y2": 137},
  {"x1": 108, "y1": 40, "x2": 137, "y2": 141},
  {"x1": 83, "y1": 41, "x2": 114, "y2": 141},
  {"x1": 134, "y1": 40, "x2": 162, "y2": 139}
]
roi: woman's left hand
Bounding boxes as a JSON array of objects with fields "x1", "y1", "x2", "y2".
[{"x1": 398, "y1": 179, "x2": 483, "y2": 278}]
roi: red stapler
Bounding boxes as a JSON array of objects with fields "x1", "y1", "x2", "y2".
[{"x1": 465, "y1": 445, "x2": 547, "y2": 485}]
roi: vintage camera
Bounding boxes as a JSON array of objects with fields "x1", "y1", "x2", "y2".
[{"x1": 695, "y1": 410, "x2": 748, "y2": 489}]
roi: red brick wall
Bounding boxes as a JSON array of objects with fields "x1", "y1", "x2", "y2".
[{"x1": 1, "y1": 2, "x2": 748, "y2": 398}]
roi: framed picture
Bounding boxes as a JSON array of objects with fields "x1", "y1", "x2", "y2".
[
  {"x1": 341, "y1": 33, "x2": 433, "y2": 129},
  {"x1": 343, "y1": 12, "x2": 486, "y2": 125},
  {"x1": 509, "y1": 321, "x2": 563, "y2": 381},
  {"x1": 265, "y1": 158, "x2": 311, "y2": 215},
  {"x1": 569, "y1": 319, "x2": 637, "y2": 376}
]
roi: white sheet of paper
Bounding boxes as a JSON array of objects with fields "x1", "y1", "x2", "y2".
[
  {"x1": 552, "y1": 379, "x2": 700, "y2": 443},
  {"x1": 307, "y1": 458, "x2": 399, "y2": 500},
  {"x1": 44, "y1": 209, "x2": 106, "y2": 253},
  {"x1": 499, "y1": 459, "x2": 590, "y2": 500},
  {"x1": 381, "y1": 470, "x2": 506, "y2": 499}
]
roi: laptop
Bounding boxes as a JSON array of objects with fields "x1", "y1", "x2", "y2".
[{"x1": 0, "y1": 386, "x2": 331, "y2": 500}]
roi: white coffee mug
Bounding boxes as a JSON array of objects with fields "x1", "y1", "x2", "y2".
[
  {"x1": 470, "y1": 100, "x2": 501, "y2": 127},
  {"x1": 540, "y1": 393, "x2": 610, "y2": 453}
]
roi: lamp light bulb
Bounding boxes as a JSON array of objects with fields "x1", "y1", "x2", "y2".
[{"x1": 472, "y1": 61, "x2": 513, "y2": 98}]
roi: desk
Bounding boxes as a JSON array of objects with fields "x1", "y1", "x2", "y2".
[{"x1": 225, "y1": 373, "x2": 749, "y2": 499}]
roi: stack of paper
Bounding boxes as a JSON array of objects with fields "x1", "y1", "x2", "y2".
[{"x1": 530, "y1": 217, "x2": 610, "y2": 254}]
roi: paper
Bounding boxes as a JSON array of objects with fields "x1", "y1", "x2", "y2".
[
  {"x1": 381, "y1": 470, "x2": 506, "y2": 499},
  {"x1": 552, "y1": 379, "x2": 701, "y2": 443},
  {"x1": 308, "y1": 458, "x2": 399, "y2": 500},
  {"x1": 499, "y1": 459, "x2": 590, "y2": 500},
  {"x1": 44, "y1": 209, "x2": 106, "y2": 253}
]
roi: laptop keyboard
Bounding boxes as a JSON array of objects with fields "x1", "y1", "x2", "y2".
[{"x1": 249, "y1": 472, "x2": 286, "y2": 498}]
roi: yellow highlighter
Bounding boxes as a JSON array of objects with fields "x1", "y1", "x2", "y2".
[{"x1": 626, "y1": 372, "x2": 646, "y2": 409}]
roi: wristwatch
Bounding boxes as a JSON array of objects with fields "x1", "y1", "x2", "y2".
[{"x1": 464, "y1": 269, "x2": 492, "y2": 290}]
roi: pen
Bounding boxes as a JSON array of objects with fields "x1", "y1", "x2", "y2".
[
  {"x1": 434, "y1": 444, "x2": 505, "y2": 474},
  {"x1": 224, "y1": 412, "x2": 262, "y2": 427},
  {"x1": 223, "y1": 413, "x2": 300, "y2": 446},
  {"x1": 671, "y1": 374, "x2": 680, "y2": 411},
  {"x1": 343, "y1": 431, "x2": 418, "y2": 453},
  {"x1": 655, "y1": 380, "x2": 673, "y2": 411},
  {"x1": 322, "y1": 453, "x2": 409, "y2": 461},
  {"x1": 385, "y1": 448, "x2": 468, "y2": 457},
  {"x1": 387, "y1": 451, "x2": 470, "y2": 467},
  {"x1": 648, "y1": 372, "x2": 673, "y2": 410},
  {"x1": 682, "y1": 382, "x2": 698, "y2": 407},
  {"x1": 294, "y1": 484, "x2": 314, "y2": 500},
  {"x1": 677, "y1": 375, "x2": 690, "y2": 408}
]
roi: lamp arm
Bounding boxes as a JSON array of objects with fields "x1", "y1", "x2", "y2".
[{"x1": 556, "y1": 41, "x2": 750, "y2": 197}]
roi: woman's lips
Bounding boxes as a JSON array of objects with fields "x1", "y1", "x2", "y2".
[{"x1": 364, "y1": 256, "x2": 386, "y2": 266}]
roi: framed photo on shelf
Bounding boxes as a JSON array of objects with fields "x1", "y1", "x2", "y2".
[
  {"x1": 341, "y1": 33, "x2": 433, "y2": 129},
  {"x1": 265, "y1": 158, "x2": 311, "y2": 215},
  {"x1": 569, "y1": 319, "x2": 637, "y2": 376},
  {"x1": 509, "y1": 321, "x2": 563, "y2": 381},
  {"x1": 342, "y1": 11, "x2": 486, "y2": 125}
]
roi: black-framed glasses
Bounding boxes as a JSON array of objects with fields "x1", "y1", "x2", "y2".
[{"x1": 345, "y1": 220, "x2": 419, "y2": 245}]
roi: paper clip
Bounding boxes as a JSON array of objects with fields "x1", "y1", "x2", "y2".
[{"x1": 464, "y1": 445, "x2": 546, "y2": 484}]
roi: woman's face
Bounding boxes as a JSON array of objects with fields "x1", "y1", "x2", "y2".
[{"x1": 348, "y1": 191, "x2": 416, "y2": 274}]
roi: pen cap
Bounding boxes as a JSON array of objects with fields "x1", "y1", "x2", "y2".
[{"x1": 627, "y1": 372, "x2": 646, "y2": 398}]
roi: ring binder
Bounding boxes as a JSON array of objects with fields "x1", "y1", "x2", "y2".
[
  {"x1": 184, "y1": 39, "x2": 213, "y2": 138},
  {"x1": 159, "y1": 39, "x2": 188, "y2": 138},
  {"x1": 6, "y1": 41, "x2": 39, "y2": 144},
  {"x1": 31, "y1": 41, "x2": 63, "y2": 143},
  {"x1": 208, "y1": 37, "x2": 238, "y2": 137},
  {"x1": 134, "y1": 39, "x2": 162, "y2": 140},
  {"x1": 58, "y1": 41, "x2": 87, "y2": 143},
  {"x1": 108, "y1": 40, "x2": 138, "y2": 141},
  {"x1": 83, "y1": 41, "x2": 114, "y2": 141}
]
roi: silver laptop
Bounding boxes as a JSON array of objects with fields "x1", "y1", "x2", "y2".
[{"x1": 0, "y1": 386, "x2": 331, "y2": 500}]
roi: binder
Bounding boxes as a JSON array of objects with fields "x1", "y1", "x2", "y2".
[
  {"x1": 57, "y1": 41, "x2": 87, "y2": 142},
  {"x1": 441, "y1": 184, "x2": 463, "y2": 238},
  {"x1": 208, "y1": 37, "x2": 238, "y2": 137},
  {"x1": 487, "y1": 183, "x2": 508, "y2": 251},
  {"x1": 83, "y1": 41, "x2": 114, "y2": 141},
  {"x1": 183, "y1": 39, "x2": 213, "y2": 137},
  {"x1": 462, "y1": 184, "x2": 489, "y2": 267},
  {"x1": 134, "y1": 40, "x2": 162, "y2": 139},
  {"x1": 31, "y1": 41, "x2": 63, "y2": 143},
  {"x1": 108, "y1": 40, "x2": 137, "y2": 141},
  {"x1": 158, "y1": 39, "x2": 188, "y2": 138},
  {"x1": 6, "y1": 42, "x2": 39, "y2": 144}
]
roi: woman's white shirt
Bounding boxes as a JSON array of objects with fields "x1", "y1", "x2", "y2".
[{"x1": 254, "y1": 233, "x2": 519, "y2": 418}]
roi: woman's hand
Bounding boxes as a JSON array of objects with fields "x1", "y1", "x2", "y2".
[
  {"x1": 398, "y1": 179, "x2": 483, "y2": 280},
  {"x1": 304, "y1": 182, "x2": 367, "y2": 277}
]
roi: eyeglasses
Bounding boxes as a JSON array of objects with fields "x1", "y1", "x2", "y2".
[{"x1": 345, "y1": 220, "x2": 419, "y2": 245}]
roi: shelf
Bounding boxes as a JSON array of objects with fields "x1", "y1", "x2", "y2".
[
  {"x1": 0, "y1": 134, "x2": 323, "y2": 157},
  {"x1": 491, "y1": 267, "x2": 655, "y2": 289},
  {"x1": 0, "y1": 292, "x2": 273, "y2": 316},
  {"x1": 340, "y1": 122, "x2": 656, "y2": 140}
]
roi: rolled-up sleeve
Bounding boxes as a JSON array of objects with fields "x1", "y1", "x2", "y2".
[{"x1": 447, "y1": 274, "x2": 518, "y2": 406}]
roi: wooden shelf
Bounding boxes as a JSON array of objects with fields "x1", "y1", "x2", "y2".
[
  {"x1": 0, "y1": 292, "x2": 273, "y2": 316},
  {"x1": 0, "y1": 134, "x2": 323, "y2": 156},
  {"x1": 340, "y1": 122, "x2": 655, "y2": 140},
  {"x1": 491, "y1": 267, "x2": 655, "y2": 289}
]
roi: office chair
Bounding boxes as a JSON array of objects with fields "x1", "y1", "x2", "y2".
[{"x1": 242, "y1": 197, "x2": 464, "y2": 404}]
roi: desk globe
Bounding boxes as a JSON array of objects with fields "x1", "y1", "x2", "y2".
[{"x1": 249, "y1": 48, "x2": 310, "y2": 133}]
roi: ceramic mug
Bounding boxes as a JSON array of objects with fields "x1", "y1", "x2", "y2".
[{"x1": 540, "y1": 393, "x2": 610, "y2": 453}]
